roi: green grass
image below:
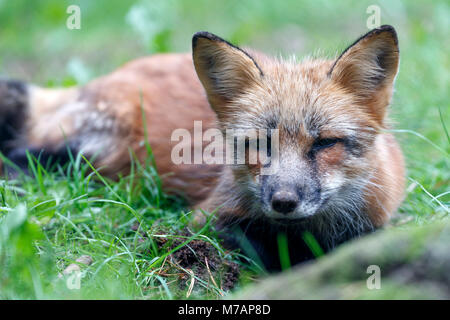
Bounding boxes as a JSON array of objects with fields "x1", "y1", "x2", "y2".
[
  {"x1": 0, "y1": 150, "x2": 260, "y2": 299},
  {"x1": 0, "y1": 0, "x2": 449, "y2": 299}
]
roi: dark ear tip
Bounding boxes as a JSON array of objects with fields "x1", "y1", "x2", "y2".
[
  {"x1": 192, "y1": 31, "x2": 226, "y2": 49},
  {"x1": 372, "y1": 25, "x2": 398, "y2": 45},
  {"x1": 378, "y1": 24, "x2": 396, "y2": 31}
]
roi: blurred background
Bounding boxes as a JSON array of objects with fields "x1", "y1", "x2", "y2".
[{"x1": 0, "y1": 0, "x2": 448, "y2": 219}]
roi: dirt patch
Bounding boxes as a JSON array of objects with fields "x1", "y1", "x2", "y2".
[
  {"x1": 157, "y1": 233, "x2": 241, "y2": 292},
  {"x1": 131, "y1": 223, "x2": 241, "y2": 293},
  {"x1": 171, "y1": 238, "x2": 240, "y2": 291}
]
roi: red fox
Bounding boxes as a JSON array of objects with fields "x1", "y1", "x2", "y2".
[{"x1": 0, "y1": 25, "x2": 405, "y2": 270}]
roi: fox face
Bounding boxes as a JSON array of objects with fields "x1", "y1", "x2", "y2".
[{"x1": 193, "y1": 26, "x2": 399, "y2": 222}]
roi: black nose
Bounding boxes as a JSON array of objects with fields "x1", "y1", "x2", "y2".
[{"x1": 271, "y1": 190, "x2": 299, "y2": 214}]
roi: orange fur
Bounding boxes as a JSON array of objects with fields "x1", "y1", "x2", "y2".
[{"x1": 24, "y1": 54, "x2": 220, "y2": 203}]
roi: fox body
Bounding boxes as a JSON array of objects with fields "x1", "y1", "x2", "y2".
[{"x1": 0, "y1": 26, "x2": 404, "y2": 270}]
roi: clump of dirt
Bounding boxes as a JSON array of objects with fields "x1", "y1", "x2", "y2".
[
  {"x1": 130, "y1": 222, "x2": 241, "y2": 292},
  {"x1": 156, "y1": 231, "x2": 241, "y2": 292}
]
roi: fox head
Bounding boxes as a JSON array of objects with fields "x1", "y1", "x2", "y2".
[{"x1": 192, "y1": 26, "x2": 399, "y2": 223}]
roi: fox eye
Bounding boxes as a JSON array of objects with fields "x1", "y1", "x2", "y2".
[{"x1": 312, "y1": 138, "x2": 340, "y2": 151}]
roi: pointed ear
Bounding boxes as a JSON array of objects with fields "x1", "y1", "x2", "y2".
[
  {"x1": 192, "y1": 32, "x2": 263, "y2": 116},
  {"x1": 329, "y1": 25, "x2": 399, "y2": 123}
]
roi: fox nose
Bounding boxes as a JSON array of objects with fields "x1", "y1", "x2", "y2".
[{"x1": 271, "y1": 190, "x2": 299, "y2": 214}]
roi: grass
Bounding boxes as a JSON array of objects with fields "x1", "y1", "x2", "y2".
[
  {"x1": 0, "y1": 149, "x2": 260, "y2": 299},
  {"x1": 0, "y1": 0, "x2": 449, "y2": 299}
]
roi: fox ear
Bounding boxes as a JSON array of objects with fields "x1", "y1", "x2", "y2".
[
  {"x1": 192, "y1": 32, "x2": 263, "y2": 116},
  {"x1": 329, "y1": 25, "x2": 399, "y2": 123}
]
